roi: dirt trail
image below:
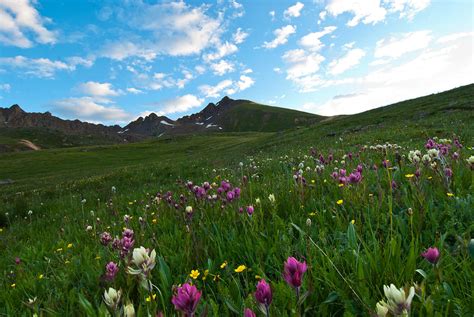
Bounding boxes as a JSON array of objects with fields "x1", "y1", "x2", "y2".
[{"x1": 18, "y1": 139, "x2": 41, "y2": 151}]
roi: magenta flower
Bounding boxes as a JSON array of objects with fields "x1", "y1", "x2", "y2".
[
  {"x1": 421, "y1": 247, "x2": 440, "y2": 264},
  {"x1": 244, "y1": 308, "x2": 256, "y2": 317},
  {"x1": 246, "y1": 205, "x2": 254, "y2": 216},
  {"x1": 100, "y1": 232, "x2": 113, "y2": 246},
  {"x1": 105, "y1": 261, "x2": 119, "y2": 281},
  {"x1": 283, "y1": 257, "x2": 307, "y2": 289},
  {"x1": 172, "y1": 283, "x2": 202, "y2": 316},
  {"x1": 255, "y1": 279, "x2": 272, "y2": 310},
  {"x1": 444, "y1": 168, "x2": 453, "y2": 178},
  {"x1": 14, "y1": 257, "x2": 21, "y2": 265}
]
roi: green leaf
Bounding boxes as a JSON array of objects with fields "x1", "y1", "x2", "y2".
[
  {"x1": 77, "y1": 293, "x2": 96, "y2": 317},
  {"x1": 323, "y1": 291, "x2": 339, "y2": 304},
  {"x1": 416, "y1": 268, "x2": 427, "y2": 279}
]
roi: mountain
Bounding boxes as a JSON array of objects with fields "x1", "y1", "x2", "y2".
[
  {"x1": 118, "y1": 96, "x2": 321, "y2": 137},
  {"x1": 0, "y1": 97, "x2": 321, "y2": 152}
]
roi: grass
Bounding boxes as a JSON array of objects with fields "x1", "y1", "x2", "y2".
[{"x1": 0, "y1": 85, "x2": 473, "y2": 316}]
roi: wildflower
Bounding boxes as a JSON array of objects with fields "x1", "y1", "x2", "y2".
[
  {"x1": 376, "y1": 302, "x2": 389, "y2": 317},
  {"x1": 255, "y1": 275, "x2": 262, "y2": 279},
  {"x1": 104, "y1": 287, "x2": 121, "y2": 311},
  {"x1": 105, "y1": 262, "x2": 119, "y2": 281},
  {"x1": 255, "y1": 279, "x2": 272, "y2": 315},
  {"x1": 172, "y1": 283, "x2": 202, "y2": 316},
  {"x1": 235, "y1": 265, "x2": 247, "y2": 273},
  {"x1": 306, "y1": 218, "x2": 312, "y2": 227},
  {"x1": 336, "y1": 199, "x2": 343, "y2": 205},
  {"x1": 86, "y1": 225, "x2": 92, "y2": 232},
  {"x1": 405, "y1": 174, "x2": 414, "y2": 178},
  {"x1": 11, "y1": 283, "x2": 15, "y2": 288},
  {"x1": 190, "y1": 269, "x2": 200, "y2": 279},
  {"x1": 268, "y1": 194, "x2": 276, "y2": 204},
  {"x1": 127, "y1": 247, "x2": 156, "y2": 290},
  {"x1": 447, "y1": 192, "x2": 454, "y2": 197},
  {"x1": 28, "y1": 210, "x2": 33, "y2": 216},
  {"x1": 67, "y1": 243, "x2": 73, "y2": 249},
  {"x1": 283, "y1": 257, "x2": 307, "y2": 289},
  {"x1": 376, "y1": 284, "x2": 415, "y2": 316},
  {"x1": 246, "y1": 205, "x2": 254, "y2": 216},
  {"x1": 15, "y1": 257, "x2": 21, "y2": 265},
  {"x1": 100, "y1": 232, "x2": 113, "y2": 246},
  {"x1": 244, "y1": 308, "x2": 256, "y2": 317},
  {"x1": 421, "y1": 247, "x2": 440, "y2": 264},
  {"x1": 124, "y1": 302, "x2": 135, "y2": 317},
  {"x1": 220, "y1": 261, "x2": 228, "y2": 269},
  {"x1": 185, "y1": 206, "x2": 193, "y2": 214},
  {"x1": 146, "y1": 294, "x2": 157, "y2": 302},
  {"x1": 444, "y1": 168, "x2": 453, "y2": 178},
  {"x1": 111, "y1": 186, "x2": 116, "y2": 194},
  {"x1": 351, "y1": 219, "x2": 355, "y2": 224},
  {"x1": 202, "y1": 269, "x2": 209, "y2": 280},
  {"x1": 38, "y1": 274, "x2": 44, "y2": 279},
  {"x1": 255, "y1": 198, "x2": 261, "y2": 205}
]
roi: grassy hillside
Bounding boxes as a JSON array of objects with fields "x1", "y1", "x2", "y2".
[
  {"x1": 0, "y1": 85, "x2": 473, "y2": 316},
  {"x1": 218, "y1": 101, "x2": 322, "y2": 132},
  {"x1": 0, "y1": 127, "x2": 119, "y2": 152}
]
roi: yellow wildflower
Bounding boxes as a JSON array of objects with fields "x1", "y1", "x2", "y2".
[
  {"x1": 190, "y1": 270, "x2": 200, "y2": 279},
  {"x1": 0, "y1": 228, "x2": 3, "y2": 233},
  {"x1": 11, "y1": 283, "x2": 15, "y2": 288},
  {"x1": 311, "y1": 179, "x2": 315, "y2": 184},
  {"x1": 351, "y1": 219, "x2": 355, "y2": 224},
  {"x1": 220, "y1": 261, "x2": 228, "y2": 269},
  {"x1": 67, "y1": 243, "x2": 73, "y2": 249},
  {"x1": 405, "y1": 174, "x2": 415, "y2": 178},
  {"x1": 152, "y1": 219, "x2": 157, "y2": 224},
  {"x1": 338, "y1": 183, "x2": 344, "y2": 187},
  {"x1": 213, "y1": 274, "x2": 221, "y2": 282},
  {"x1": 234, "y1": 265, "x2": 247, "y2": 273},
  {"x1": 95, "y1": 256, "x2": 101, "y2": 260},
  {"x1": 56, "y1": 248, "x2": 63, "y2": 252},
  {"x1": 38, "y1": 274, "x2": 44, "y2": 280},
  {"x1": 202, "y1": 269, "x2": 209, "y2": 280},
  {"x1": 255, "y1": 275, "x2": 262, "y2": 280},
  {"x1": 447, "y1": 193, "x2": 454, "y2": 197},
  {"x1": 146, "y1": 294, "x2": 157, "y2": 302},
  {"x1": 336, "y1": 199, "x2": 343, "y2": 205}
]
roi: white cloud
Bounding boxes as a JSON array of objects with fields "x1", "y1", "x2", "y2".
[
  {"x1": 210, "y1": 60, "x2": 235, "y2": 76},
  {"x1": 325, "y1": 0, "x2": 431, "y2": 26},
  {"x1": 101, "y1": 41, "x2": 157, "y2": 61},
  {"x1": 0, "y1": 83, "x2": 11, "y2": 91},
  {"x1": 53, "y1": 97, "x2": 132, "y2": 123},
  {"x1": 158, "y1": 94, "x2": 203, "y2": 115},
  {"x1": 284, "y1": 2, "x2": 305, "y2": 18},
  {"x1": 328, "y1": 48, "x2": 366, "y2": 75},
  {"x1": 269, "y1": 10, "x2": 275, "y2": 20},
  {"x1": 283, "y1": 49, "x2": 325, "y2": 80},
  {"x1": 126, "y1": 87, "x2": 143, "y2": 94},
  {"x1": 263, "y1": 25, "x2": 297, "y2": 49},
  {"x1": 0, "y1": 56, "x2": 74, "y2": 78},
  {"x1": 203, "y1": 42, "x2": 238, "y2": 62},
  {"x1": 101, "y1": 2, "x2": 223, "y2": 60},
  {"x1": 78, "y1": 81, "x2": 122, "y2": 97},
  {"x1": 233, "y1": 27, "x2": 249, "y2": 44},
  {"x1": 199, "y1": 75, "x2": 254, "y2": 98},
  {"x1": 66, "y1": 56, "x2": 95, "y2": 68},
  {"x1": 299, "y1": 26, "x2": 337, "y2": 51},
  {"x1": 199, "y1": 79, "x2": 233, "y2": 98},
  {"x1": 236, "y1": 75, "x2": 254, "y2": 91},
  {"x1": 242, "y1": 68, "x2": 253, "y2": 74},
  {"x1": 375, "y1": 31, "x2": 432, "y2": 59},
  {"x1": 143, "y1": 70, "x2": 194, "y2": 90},
  {"x1": 325, "y1": 0, "x2": 387, "y2": 27},
  {"x1": 0, "y1": 0, "x2": 57, "y2": 48},
  {"x1": 301, "y1": 32, "x2": 473, "y2": 116},
  {"x1": 386, "y1": 0, "x2": 431, "y2": 20}
]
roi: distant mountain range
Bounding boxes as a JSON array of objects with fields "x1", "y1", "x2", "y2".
[{"x1": 0, "y1": 96, "x2": 321, "y2": 151}]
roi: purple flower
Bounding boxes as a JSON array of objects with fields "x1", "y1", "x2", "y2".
[
  {"x1": 221, "y1": 181, "x2": 231, "y2": 192},
  {"x1": 246, "y1": 205, "x2": 254, "y2": 216},
  {"x1": 172, "y1": 283, "x2": 202, "y2": 316},
  {"x1": 100, "y1": 232, "x2": 113, "y2": 246},
  {"x1": 348, "y1": 171, "x2": 362, "y2": 184},
  {"x1": 226, "y1": 191, "x2": 235, "y2": 202},
  {"x1": 452, "y1": 152, "x2": 459, "y2": 160},
  {"x1": 356, "y1": 164, "x2": 363, "y2": 173},
  {"x1": 283, "y1": 257, "x2": 307, "y2": 289},
  {"x1": 244, "y1": 308, "x2": 256, "y2": 317},
  {"x1": 233, "y1": 187, "x2": 241, "y2": 198},
  {"x1": 391, "y1": 180, "x2": 397, "y2": 190},
  {"x1": 444, "y1": 168, "x2": 453, "y2": 178},
  {"x1": 14, "y1": 257, "x2": 21, "y2": 265},
  {"x1": 105, "y1": 261, "x2": 119, "y2": 281},
  {"x1": 421, "y1": 247, "x2": 440, "y2": 264},
  {"x1": 255, "y1": 279, "x2": 272, "y2": 308},
  {"x1": 425, "y1": 139, "x2": 436, "y2": 149},
  {"x1": 122, "y1": 229, "x2": 134, "y2": 239}
]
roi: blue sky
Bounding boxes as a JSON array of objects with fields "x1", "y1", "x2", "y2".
[{"x1": 0, "y1": 0, "x2": 472, "y2": 125}]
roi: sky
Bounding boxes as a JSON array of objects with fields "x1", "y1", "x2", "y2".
[{"x1": 0, "y1": 0, "x2": 473, "y2": 125}]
